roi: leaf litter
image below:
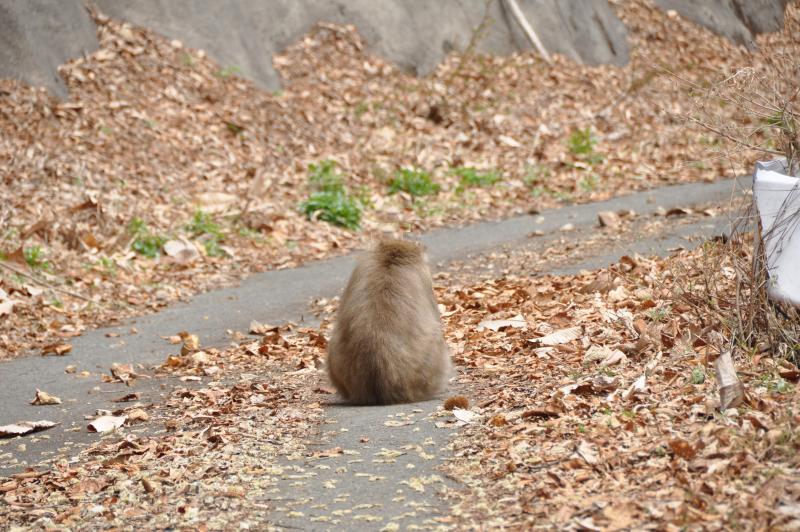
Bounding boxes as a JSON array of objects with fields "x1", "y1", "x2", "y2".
[
  {"x1": 435, "y1": 242, "x2": 800, "y2": 529},
  {"x1": 1, "y1": 1, "x2": 798, "y2": 361},
  {"x1": 0, "y1": 1, "x2": 798, "y2": 529}
]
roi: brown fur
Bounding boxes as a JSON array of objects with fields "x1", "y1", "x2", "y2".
[{"x1": 327, "y1": 239, "x2": 451, "y2": 405}]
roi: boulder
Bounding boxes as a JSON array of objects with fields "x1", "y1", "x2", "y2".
[
  {"x1": 0, "y1": 0, "x2": 97, "y2": 98},
  {"x1": 655, "y1": 0, "x2": 790, "y2": 48}
]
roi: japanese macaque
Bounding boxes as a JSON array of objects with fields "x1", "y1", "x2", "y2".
[{"x1": 327, "y1": 239, "x2": 451, "y2": 405}]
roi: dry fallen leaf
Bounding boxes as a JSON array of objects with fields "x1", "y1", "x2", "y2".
[
  {"x1": 715, "y1": 351, "x2": 744, "y2": 410},
  {"x1": 668, "y1": 438, "x2": 697, "y2": 460},
  {"x1": 162, "y1": 355, "x2": 185, "y2": 368},
  {"x1": 126, "y1": 408, "x2": 150, "y2": 423},
  {"x1": 163, "y1": 238, "x2": 200, "y2": 264},
  {"x1": 180, "y1": 333, "x2": 200, "y2": 355},
  {"x1": 477, "y1": 314, "x2": 527, "y2": 332},
  {"x1": 41, "y1": 343, "x2": 72, "y2": 356},
  {"x1": 0, "y1": 299, "x2": 16, "y2": 317},
  {"x1": 531, "y1": 326, "x2": 583, "y2": 346},
  {"x1": 87, "y1": 415, "x2": 127, "y2": 433},
  {"x1": 249, "y1": 320, "x2": 277, "y2": 334},
  {"x1": 575, "y1": 440, "x2": 601, "y2": 465},
  {"x1": 111, "y1": 392, "x2": 141, "y2": 402},
  {"x1": 30, "y1": 389, "x2": 62, "y2": 405},
  {"x1": 0, "y1": 420, "x2": 58, "y2": 438},
  {"x1": 452, "y1": 408, "x2": 477, "y2": 424},
  {"x1": 598, "y1": 210, "x2": 621, "y2": 228}
]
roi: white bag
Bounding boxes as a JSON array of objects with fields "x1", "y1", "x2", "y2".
[{"x1": 753, "y1": 159, "x2": 800, "y2": 307}]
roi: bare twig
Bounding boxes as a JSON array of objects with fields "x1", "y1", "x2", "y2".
[
  {"x1": 504, "y1": 0, "x2": 552, "y2": 64},
  {"x1": 0, "y1": 261, "x2": 95, "y2": 303},
  {"x1": 684, "y1": 114, "x2": 784, "y2": 156}
]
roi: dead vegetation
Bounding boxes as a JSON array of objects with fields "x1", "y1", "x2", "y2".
[
  {"x1": 1, "y1": 1, "x2": 800, "y2": 529},
  {"x1": 2, "y1": 2, "x2": 799, "y2": 359},
  {"x1": 678, "y1": 8, "x2": 800, "y2": 366}
]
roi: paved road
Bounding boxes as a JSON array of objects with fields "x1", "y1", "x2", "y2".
[{"x1": 0, "y1": 177, "x2": 747, "y2": 528}]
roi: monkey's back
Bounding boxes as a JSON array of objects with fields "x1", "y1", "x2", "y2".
[{"x1": 327, "y1": 240, "x2": 450, "y2": 405}]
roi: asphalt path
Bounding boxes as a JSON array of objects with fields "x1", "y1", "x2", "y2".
[{"x1": 0, "y1": 177, "x2": 749, "y2": 529}]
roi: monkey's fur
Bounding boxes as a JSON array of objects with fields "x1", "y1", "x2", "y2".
[{"x1": 327, "y1": 239, "x2": 451, "y2": 405}]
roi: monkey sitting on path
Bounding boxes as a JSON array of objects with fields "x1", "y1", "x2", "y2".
[{"x1": 327, "y1": 239, "x2": 451, "y2": 405}]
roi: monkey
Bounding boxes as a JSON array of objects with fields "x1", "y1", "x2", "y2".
[{"x1": 327, "y1": 238, "x2": 451, "y2": 405}]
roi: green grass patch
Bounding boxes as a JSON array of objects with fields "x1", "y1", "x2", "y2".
[
  {"x1": 186, "y1": 210, "x2": 225, "y2": 257},
  {"x1": 215, "y1": 65, "x2": 241, "y2": 78},
  {"x1": 579, "y1": 174, "x2": 600, "y2": 192},
  {"x1": 451, "y1": 166, "x2": 501, "y2": 193},
  {"x1": 24, "y1": 246, "x2": 51, "y2": 271},
  {"x1": 567, "y1": 127, "x2": 603, "y2": 164},
  {"x1": 128, "y1": 218, "x2": 166, "y2": 259},
  {"x1": 388, "y1": 168, "x2": 440, "y2": 197},
  {"x1": 300, "y1": 160, "x2": 363, "y2": 230}
]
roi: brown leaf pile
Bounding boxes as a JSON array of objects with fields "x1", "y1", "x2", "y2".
[
  {"x1": 1, "y1": 2, "x2": 798, "y2": 359},
  {"x1": 0, "y1": 324, "x2": 327, "y2": 528},
  {"x1": 438, "y1": 244, "x2": 800, "y2": 529}
]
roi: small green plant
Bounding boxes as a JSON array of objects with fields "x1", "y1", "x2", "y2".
[
  {"x1": 647, "y1": 306, "x2": 671, "y2": 322},
  {"x1": 451, "y1": 166, "x2": 501, "y2": 193},
  {"x1": 128, "y1": 218, "x2": 166, "y2": 259},
  {"x1": 98, "y1": 256, "x2": 117, "y2": 276},
  {"x1": 388, "y1": 168, "x2": 440, "y2": 197},
  {"x1": 24, "y1": 246, "x2": 51, "y2": 270},
  {"x1": 186, "y1": 210, "x2": 222, "y2": 238},
  {"x1": 758, "y1": 373, "x2": 793, "y2": 394},
  {"x1": 691, "y1": 367, "x2": 706, "y2": 385},
  {"x1": 354, "y1": 101, "x2": 369, "y2": 118},
  {"x1": 579, "y1": 174, "x2": 599, "y2": 192},
  {"x1": 300, "y1": 160, "x2": 363, "y2": 230},
  {"x1": 237, "y1": 226, "x2": 264, "y2": 242},
  {"x1": 567, "y1": 127, "x2": 604, "y2": 164},
  {"x1": 186, "y1": 210, "x2": 225, "y2": 257},
  {"x1": 215, "y1": 65, "x2": 241, "y2": 78},
  {"x1": 551, "y1": 190, "x2": 574, "y2": 203}
]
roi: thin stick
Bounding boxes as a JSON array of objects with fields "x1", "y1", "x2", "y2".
[
  {"x1": 684, "y1": 114, "x2": 784, "y2": 156},
  {"x1": 504, "y1": 0, "x2": 552, "y2": 64},
  {"x1": 0, "y1": 261, "x2": 95, "y2": 303}
]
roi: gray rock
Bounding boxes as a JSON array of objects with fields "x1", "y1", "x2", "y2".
[
  {"x1": 0, "y1": 0, "x2": 629, "y2": 97},
  {"x1": 655, "y1": 0, "x2": 789, "y2": 47},
  {"x1": 733, "y1": 0, "x2": 791, "y2": 34},
  {"x1": 0, "y1": 0, "x2": 97, "y2": 98},
  {"x1": 0, "y1": 0, "x2": 787, "y2": 100},
  {"x1": 507, "y1": 0, "x2": 630, "y2": 66}
]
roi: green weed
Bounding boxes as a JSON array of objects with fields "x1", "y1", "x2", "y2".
[
  {"x1": 99, "y1": 256, "x2": 117, "y2": 276},
  {"x1": 128, "y1": 218, "x2": 166, "y2": 259},
  {"x1": 300, "y1": 160, "x2": 362, "y2": 230},
  {"x1": 757, "y1": 374, "x2": 793, "y2": 394},
  {"x1": 354, "y1": 101, "x2": 369, "y2": 118},
  {"x1": 567, "y1": 127, "x2": 604, "y2": 164},
  {"x1": 579, "y1": 174, "x2": 600, "y2": 192},
  {"x1": 215, "y1": 65, "x2": 241, "y2": 78},
  {"x1": 388, "y1": 168, "x2": 440, "y2": 197},
  {"x1": 647, "y1": 306, "x2": 671, "y2": 322},
  {"x1": 186, "y1": 210, "x2": 225, "y2": 257},
  {"x1": 451, "y1": 166, "x2": 500, "y2": 192},
  {"x1": 24, "y1": 246, "x2": 51, "y2": 270}
]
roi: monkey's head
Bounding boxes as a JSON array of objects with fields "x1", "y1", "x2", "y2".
[{"x1": 374, "y1": 238, "x2": 426, "y2": 267}]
